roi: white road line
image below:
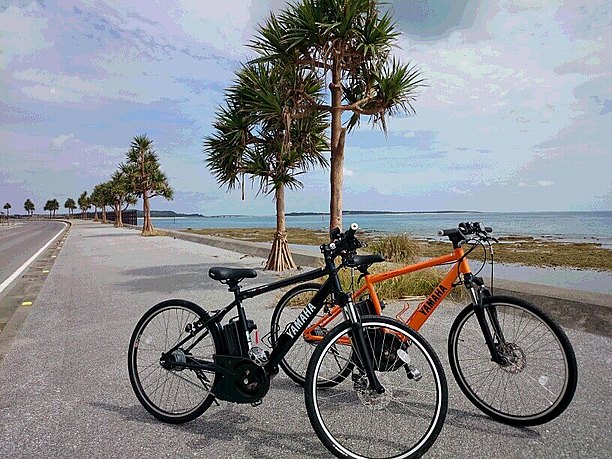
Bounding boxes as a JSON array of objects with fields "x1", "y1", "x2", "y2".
[{"x1": 0, "y1": 222, "x2": 68, "y2": 295}]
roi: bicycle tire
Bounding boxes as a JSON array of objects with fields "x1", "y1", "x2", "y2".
[
  {"x1": 448, "y1": 295, "x2": 577, "y2": 426},
  {"x1": 306, "y1": 316, "x2": 448, "y2": 459},
  {"x1": 128, "y1": 299, "x2": 222, "y2": 423},
  {"x1": 270, "y1": 283, "x2": 351, "y2": 387}
]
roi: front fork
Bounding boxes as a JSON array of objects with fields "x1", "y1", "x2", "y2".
[
  {"x1": 342, "y1": 293, "x2": 385, "y2": 394},
  {"x1": 466, "y1": 277, "x2": 506, "y2": 365}
]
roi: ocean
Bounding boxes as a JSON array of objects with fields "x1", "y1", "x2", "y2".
[{"x1": 151, "y1": 211, "x2": 612, "y2": 246}]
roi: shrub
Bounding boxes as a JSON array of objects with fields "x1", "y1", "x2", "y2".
[{"x1": 368, "y1": 233, "x2": 421, "y2": 263}]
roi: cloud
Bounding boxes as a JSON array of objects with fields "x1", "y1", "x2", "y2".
[
  {"x1": 451, "y1": 186, "x2": 472, "y2": 196},
  {"x1": 0, "y1": 3, "x2": 52, "y2": 68},
  {"x1": 52, "y1": 133, "x2": 76, "y2": 147}
]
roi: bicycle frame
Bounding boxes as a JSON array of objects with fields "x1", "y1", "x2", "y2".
[
  {"x1": 303, "y1": 246, "x2": 474, "y2": 342},
  {"x1": 163, "y1": 246, "x2": 384, "y2": 391}
]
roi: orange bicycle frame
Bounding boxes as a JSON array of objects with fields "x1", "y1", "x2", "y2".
[{"x1": 303, "y1": 246, "x2": 473, "y2": 343}]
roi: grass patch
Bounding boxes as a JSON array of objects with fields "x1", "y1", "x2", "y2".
[
  {"x1": 141, "y1": 229, "x2": 169, "y2": 237},
  {"x1": 183, "y1": 227, "x2": 331, "y2": 245},
  {"x1": 418, "y1": 240, "x2": 612, "y2": 271},
  {"x1": 367, "y1": 233, "x2": 420, "y2": 263}
]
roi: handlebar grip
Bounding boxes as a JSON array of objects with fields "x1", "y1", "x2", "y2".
[
  {"x1": 345, "y1": 222, "x2": 359, "y2": 240},
  {"x1": 438, "y1": 229, "x2": 455, "y2": 236}
]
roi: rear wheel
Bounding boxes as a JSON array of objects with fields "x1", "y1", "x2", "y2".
[
  {"x1": 270, "y1": 283, "x2": 349, "y2": 386},
  {"x1": 448, "y1": 295, "x2": 577, "y2": 426},
  {"x1": 128, "y1": 299, "x2": 222, "y2": 423},
  {"x1": 306, "y1": 316, "x2": 448, "y2": 459}
]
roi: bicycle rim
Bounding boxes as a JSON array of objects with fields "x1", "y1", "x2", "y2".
[
  {"x1": 129, "y1": 303, "x2": 218, "y2": 421},
  {"x1": 449, "y1": 297, "x2": 577, "y2": 425}
]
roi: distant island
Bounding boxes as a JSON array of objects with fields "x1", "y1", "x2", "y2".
[
  {"x1": 146, "y1": 210, "x2": 479, "y2": 218},
  {"x1": 286, "y1": 210, "x2": 480, "y2": 216},
  {"x1": 140, "y1": 210, "x2": 205, "y2": 218}
]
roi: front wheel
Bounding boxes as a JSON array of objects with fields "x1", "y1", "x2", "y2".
[
  {"x1": 306, "y1": 316, "x2": 448, "y2": 459},
  {"x1": 448, "y1": 295, "x2": 577, "y2": 426},
  {"x1": 128, "y1": 299, "x2": 222, "y2": 423}
]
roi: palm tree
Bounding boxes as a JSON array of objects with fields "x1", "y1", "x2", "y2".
[
  {"x1": 24, "y1": 199, "x2": 35, "y2": 217},
  {"x1": 121, "y1": 135, "x2": 173, "y2": 235},
  {"x1": 92, "y1": 182, "x2": 113, "y2": 224},
  {"x1": 89, "y1": 188, "x2": 101, "y2": 222},
  {"x1": 251, "y1": 0, "x2": 424, "y2": 232},
  {"x1": 109, "y1": 171, "x2": 136, "y2": 228},
  {"x1": 3, "y1": 202, "x2": 11, "y2": 219},
  {"x1": 64, "y1": 198, "x2": 76, "y2": 218},
  {"x1": 77, "y1": 191, "x2": 90, "y2": 219},
  {"x1": 50, "y1": 199, "x2": 60, "y2": 217},
  {"x1": 44, "y1": 200, "x2": 52, "y2": 217},
  {"x1": 206, "y1": 62, "x2": 328, "y2": 270}
]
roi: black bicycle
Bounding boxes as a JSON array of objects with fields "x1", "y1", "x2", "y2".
[{"x1": 128, "y1": 225, "x2": 448, "y2": 459}]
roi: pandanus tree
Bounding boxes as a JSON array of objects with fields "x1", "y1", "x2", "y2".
[
  {"x1": 45, "y1": 198, "x2": 59, "y2": 217},
  {"x1": 251, "y1": 0, "x2": 424, "y2": 231},
  {"x1": 91, "y1": 182, "x2": 113, "y2": 224},
  {"x1": 205, "y1": 62, "x2": 328, "y2": 270},
  {"x1": 77, "y1": 191, "x2": 90, "y2": 219},
  {"x1": 89, "y1": 187, "x2": 102, "y2": 221},
  {"x1": 109, "y1": 170, "x2": 136, "y2": 228},
  {"x1": 3, "y1": 202, "x2": 11, "y2": 219},
  {"x1": 121, "y1": 135, "x2": 173, "y2": 235},
  {"x1": 24, "y1": 199, "x2": 35, "y2": 216},
  {"x1": 64, "y1": 198, "x2": 76, "y2": 218}
]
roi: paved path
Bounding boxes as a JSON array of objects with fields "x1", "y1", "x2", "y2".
[
  {"x1": 0, "y1": 220, "x2": 65, "y2": 296},
  {"x1": 0, "y1": 221, "x2": 610, "y2": 458}
]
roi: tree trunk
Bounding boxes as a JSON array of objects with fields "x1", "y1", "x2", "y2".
[
  {"x1": 265, "y1": 186, "x2": 296, "y2": 271},
  {"x1": 101, "y1": 206, "x2": 107, "y2": 224},
  {"x1": 142, "y1": 192, "x2": 154, "y2": 235},
  {"x1": 93, "y1": 206, "x2": 99, "y2": 222},
  {"x1": 329, "y1": 57, "x2": 346, "y2": 235},
  {"x1": 114, "y1": 203, "x2": 122, "y2": 228}
]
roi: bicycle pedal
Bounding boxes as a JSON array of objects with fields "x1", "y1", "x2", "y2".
[
  {"x1": 251, "y1": 399, "x2": 262, "y2": 407},
  {"x1": 406, "y1": 365, "x2": 422, "y2": 381}
]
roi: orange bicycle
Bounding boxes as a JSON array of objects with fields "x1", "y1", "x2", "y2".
[{"x1": 270, "y1": 222, "x2": 577, "y2": 426}]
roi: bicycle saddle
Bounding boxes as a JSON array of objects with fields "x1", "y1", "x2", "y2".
[
  {"x1": 209, "y1": 267, "x2": 258, "y2": 282},
  {"x1": 346, "y1": 254, "x2": 385, "y2": 269}
]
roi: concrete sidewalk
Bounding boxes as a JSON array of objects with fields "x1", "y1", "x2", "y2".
[{"x1": 0, "y1": 221, "x2": 610, "y2": 459}]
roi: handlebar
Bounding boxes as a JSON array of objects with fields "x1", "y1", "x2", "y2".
[
  {"x1": 324, "y1": 223, "x2": 363, "y2": 258},
  {"x1": 438, "y1": 222, "x2": 495, "y2": 246}
]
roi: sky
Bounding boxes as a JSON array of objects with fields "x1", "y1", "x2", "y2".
[{"x1": 1, "y1": 0, "x2": 610, "y2": 216}]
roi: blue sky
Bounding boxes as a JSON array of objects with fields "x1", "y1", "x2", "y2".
[{"x1": 1, "y1": 0, "x2": 610, "y2": 215}]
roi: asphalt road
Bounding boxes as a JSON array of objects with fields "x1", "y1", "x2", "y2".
[
  {"x1": 0, "y1": 221, "x2": 610, "y2": 458},
  {"x1": 0, "y1": 220, "x2": 66, "y2": 297}
]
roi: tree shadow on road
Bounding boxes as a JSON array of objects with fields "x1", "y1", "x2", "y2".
[
  {"x1": 90, "y1": 401, "x2": 329, "y2": 458},
  {"x1": 115, "y1": 263, "x2": 232, "y2": 294}
]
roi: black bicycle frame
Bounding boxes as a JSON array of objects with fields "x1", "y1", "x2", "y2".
[
  {"x1": 163, "y1": 255, "x2": 339, "y2": 373},
  {"x1": 163, "y1": 245, "x2": 384, "y2": 393}
]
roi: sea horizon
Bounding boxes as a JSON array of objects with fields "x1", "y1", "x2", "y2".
[{"x1": 151, "y1": 209, "x2": 612, "y2": 247}]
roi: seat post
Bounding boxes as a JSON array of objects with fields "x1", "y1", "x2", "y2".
[{"x1": 227, "y1": 280, "x2": 242, "y2": 294}]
